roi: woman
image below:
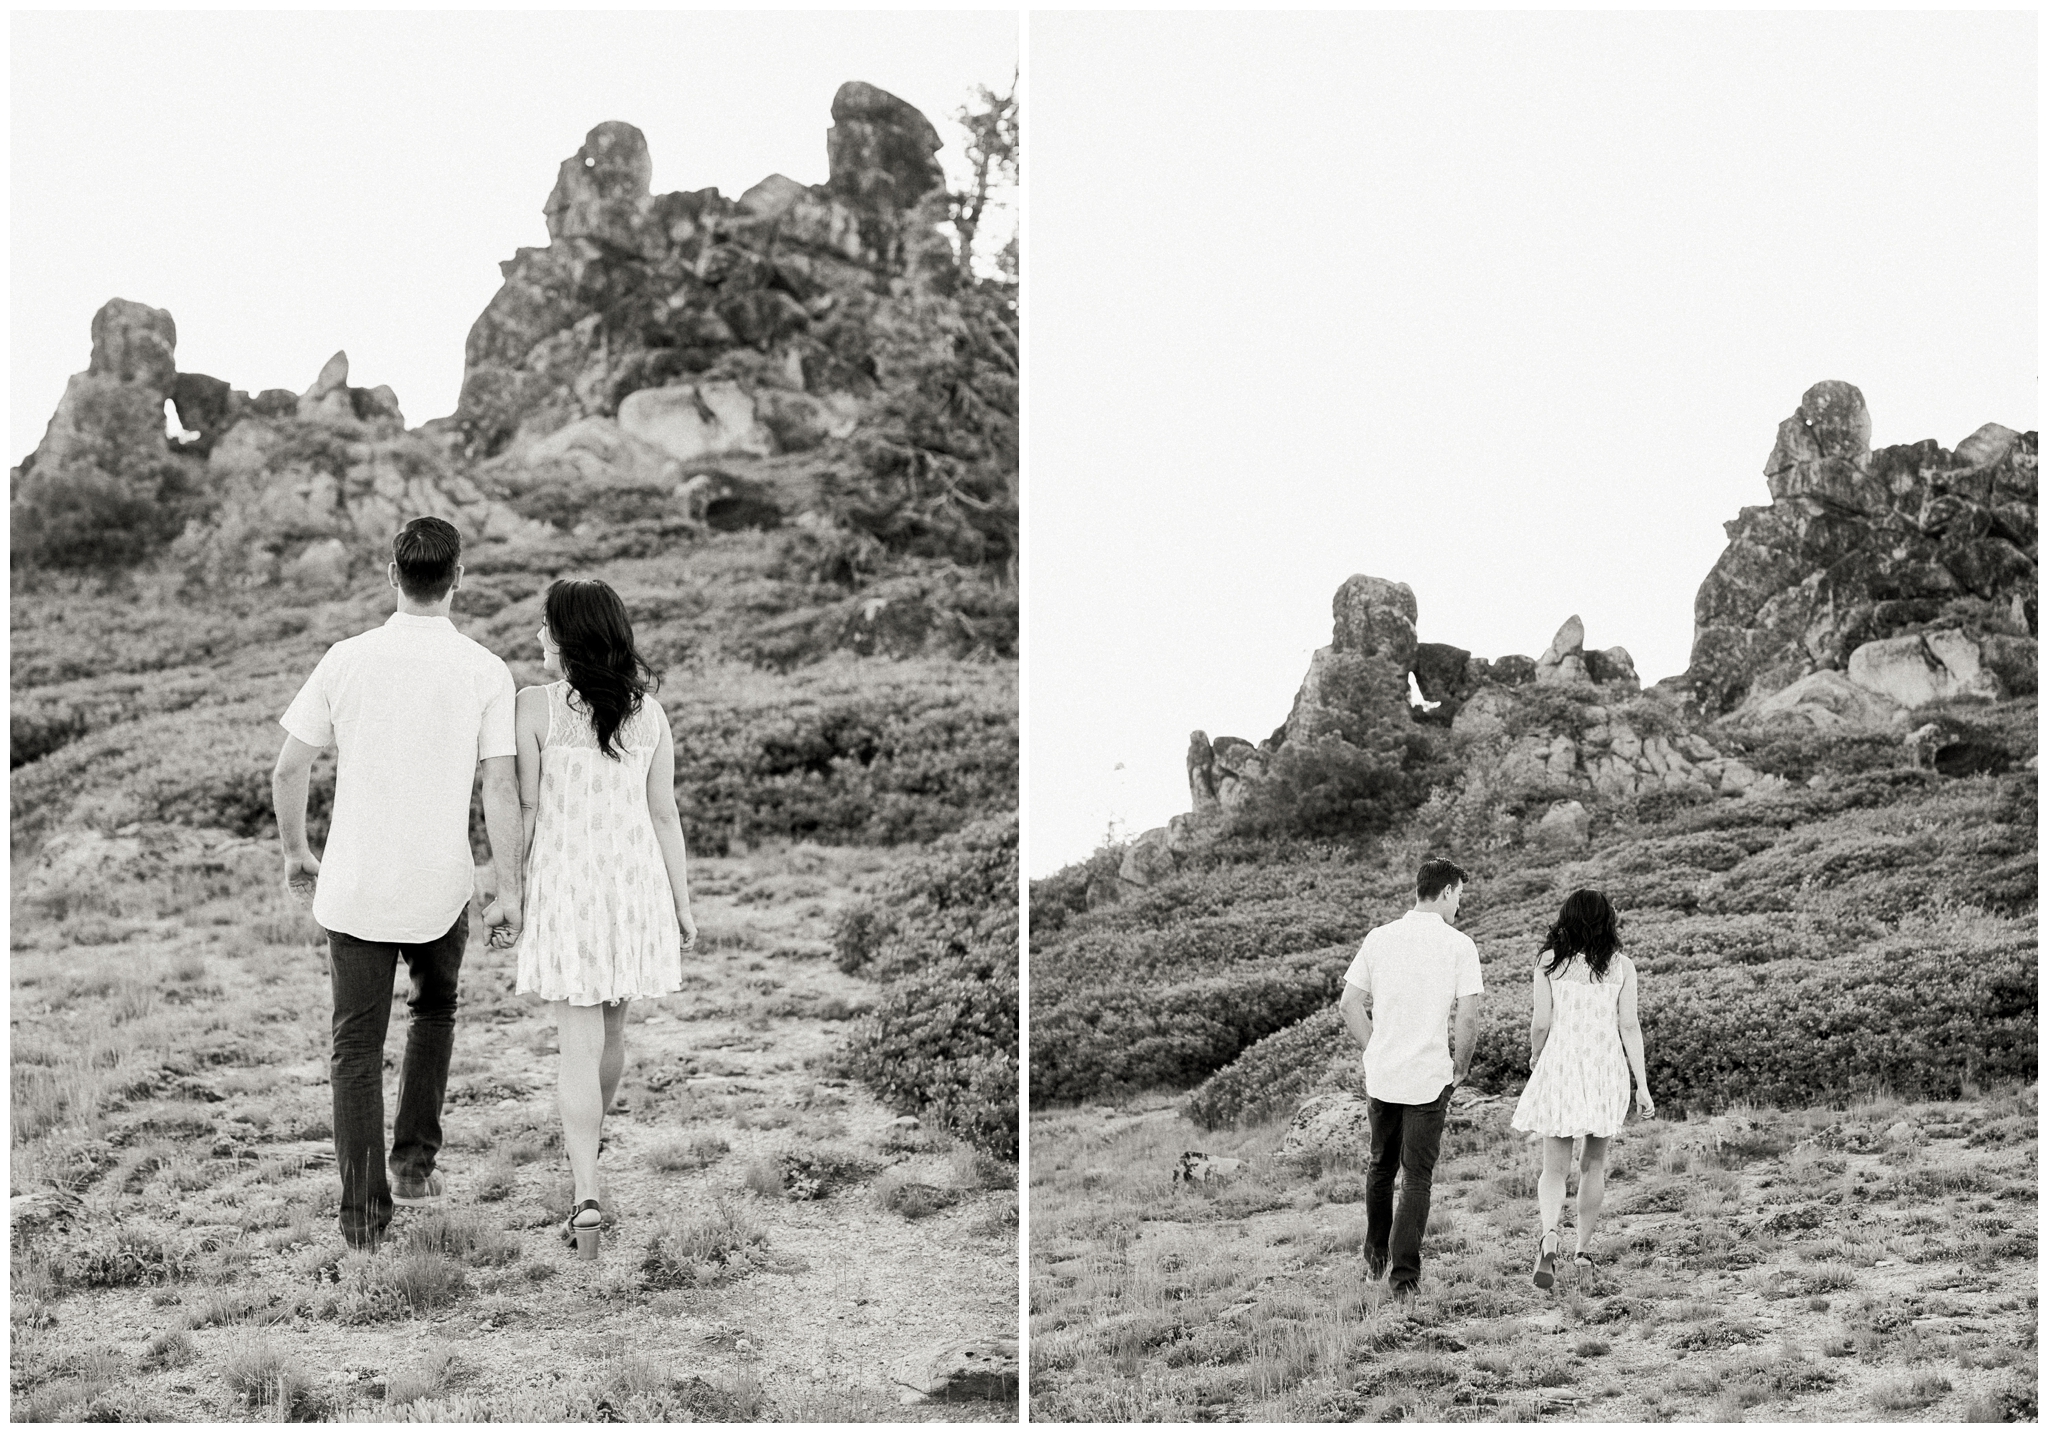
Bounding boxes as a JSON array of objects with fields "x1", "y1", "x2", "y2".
[
  {"x1": 508, "y1": 578, "x2": 697, "y2": 1256},
  {"x1": 1510, "y1": 889, "x2": 1652, "y2": 1288}
]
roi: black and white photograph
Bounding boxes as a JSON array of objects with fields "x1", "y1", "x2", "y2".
[
  {"x1": 1025, "y1": 10, "x2": 2035, "y2": 1422},
  {"x1": 11, "y1": 11, "x2": 1018, "y2": 1420}
]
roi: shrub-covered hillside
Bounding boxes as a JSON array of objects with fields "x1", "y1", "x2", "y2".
[{"x1": 1032, "y1": 699, "x2": 2035, "y2": 1123}]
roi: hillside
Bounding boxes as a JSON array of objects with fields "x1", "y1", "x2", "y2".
[
  {"x1": 11, "y1": 80, "x2": 1017, "y2": 1421},
  {"x1": 1031, "y1": 384, "x2": 2034, "y2": 1118},
  {"x1": 1027, "y1": 387, "x2": 2035, "y2": 1420}
]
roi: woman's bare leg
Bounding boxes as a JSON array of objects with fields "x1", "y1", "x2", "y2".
[
  {"x1": 1575, "y1": 1135, "x2": 1610, "y2": 1254},
  {"x1": 556, "y1": 1001, "x2": 606, "y2": 1205},
  {"x1": 1537, "y1": 1136, "x2": 1574, "y2": 1248},
  {"x1": 598, "y1": 1000, "x2": 629, "y2": 1134}
]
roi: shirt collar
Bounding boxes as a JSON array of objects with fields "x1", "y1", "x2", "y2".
[
  {"x1": 1403, "y1": 910, "x2": 1445, "y2": 922},
  {"x1": 386, "y1": 612, "x2": 454, "y2": 629}
]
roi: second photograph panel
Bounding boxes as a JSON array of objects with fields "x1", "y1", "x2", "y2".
[{"x1": 1026, "y1": 9, "x2": 2037, "y2": 1424}]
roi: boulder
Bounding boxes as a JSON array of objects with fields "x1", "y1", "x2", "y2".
[
  {"x1": 1534, "y1": 615, "x2": 1590, "y2": 686},
  {"x1": 1741, "y1": 669, "x2": 1906, "y2": 730},
  {"x1": 88, "y1": 297, "x2": 178, "y2": 399},
  {"x1": 1450, "y1": 686, "x2": 1516, "y2": 739},
  {"x1": 1209, "y1": 737, "x2": 1264, "y2": 810},
  {"x1": 617, "y1": 382, "x2": 778, "y2": 463},
  {"x1": 1188, "y1": 730, "x2": 1220, "y2": 814},
  {"x1": 1118, "y1": 826, "x2": 1178, "y2": 888},
  {"x1": 1534, "y1": 799, "x2": 1591, "y2": 849},
  {"x1": 1279, "y1": 1092, "x2": 1371, "y2": 1164},
  {"x1": 297, "y1": 350, "x2": 355, "y2": 424},
  {"x1": 282, "y1": 537, "x2": 352, "y2": 595},
  {"x1": 827, "y1": 81, "x2": 945, "y2": 210},
  {"x1": 1846, "y1": 631, "x2": 2004, "y2": 709},
  {"x1": 543, "y1": 120, "x2": 658, "y2": 253},
  {"x1": 1330, "y1": 575, "x2": 1419, "y2": 667},
  {"x1": 1585, "y1": 645, "x2": 1640, "y2": 692},
  {"x1": 893, "y1": 1336, "x2": 1017, "y2": 1404}
]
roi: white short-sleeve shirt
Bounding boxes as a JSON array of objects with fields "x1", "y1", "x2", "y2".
[
  {"x1": 280, "y1": 612, "x2": 517, "y2": 943},
  {"x1": 1344, "y1": 910, "x2": 1485, "y2": 1105}
]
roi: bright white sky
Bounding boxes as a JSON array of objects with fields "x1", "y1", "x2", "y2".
[
  {"x1": 11, "y1": 10, "x2": 1017, "y2": 460},
  {"x1": 1027, "y1": 10, "x2": 2036, "y2": 876}
]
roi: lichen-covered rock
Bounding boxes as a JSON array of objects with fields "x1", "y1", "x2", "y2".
[
  {"x1": 1846, "y1": 631, "x2": 2005, "y2": 709},
  {"x1": 451, "y1": 85, "x2": 952, "y2": 462},
  {"x1": 88, "y1": 297, "x2": 178, "y2": 398},
  {"x1": 1688, "y1": 383, "x2": 2036, "y2": 715},
  {"x1": 1331, "y1": 575, "x2": 1419, "y2": 666},
  {"x1": 1279, "y1": 1092, "x2": 1371, "y2": 1164},
  {"x1": 1741, "y1": 669, "x2": 1905, "y2": 729}
]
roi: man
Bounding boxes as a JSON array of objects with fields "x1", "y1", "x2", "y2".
[
  {"x1": 272, "y1": 517, "x2": 525, "y2": 1251},
  {"x1": 1338, "y1": 857, "x2": 1483, "y2": 1300}
]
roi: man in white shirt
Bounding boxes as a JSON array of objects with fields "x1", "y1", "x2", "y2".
[
  {"x1": 1338, "y1": 858, "x2": 1484, "y2": 1298},
  {"x1": 272, "y1": 517, "x2": 525, "y2": 1251}
]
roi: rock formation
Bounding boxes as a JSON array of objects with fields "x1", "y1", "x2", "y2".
[
  {"x1": 1118, "y1": 385, "x2": 2035, "y2": 891},
  {"x1": 13, "y1": 81, "x2": 1006, "y2": 614},
  {"x1": 1687, "y1": 381, "x2": 2036, "y2": 716},
  {"x1": 450, "y1": 83, "x2": 950, "y2": 466}
]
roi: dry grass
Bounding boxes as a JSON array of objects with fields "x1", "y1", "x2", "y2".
[
  {"x1": 1030, "y1": 1087, "x2": 2038, "y2": 1422},
  {"x1": 10, "y1": 837, "x2": 1016, "y2": 1421}
]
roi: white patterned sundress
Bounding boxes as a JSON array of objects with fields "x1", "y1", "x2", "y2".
[
  {"x1": 514, "y1": 681, "x2": 683, "y2": 1006},
  {"x1": 1510, "y1": 953, "x2": 1634, "y2": 1139}
]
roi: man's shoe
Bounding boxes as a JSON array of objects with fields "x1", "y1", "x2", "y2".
[
  {"x1": 1363, "y1": 1246, "x2": 1388, "y2": 1282},
  {"x1": 1390, "y1": 1281, "x2": 1420, "y2": 1302},
  {"x1": 391, "y1": 1172, "x2": 445, "y2": 1207}
]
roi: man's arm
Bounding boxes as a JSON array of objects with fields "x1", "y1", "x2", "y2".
[
  {"x1": 479, "y1": 755, "x2": 523, "y2": 940},
  {"x1": 271, "y1": 736, "x2": 324, "y2": 900},
  {"x1": 1339, "y1": 980, "x2": 1373, "y2": 1053},
  {"x1": 1451, "y1": 993, "x2": 1481, "y2": 1084}
]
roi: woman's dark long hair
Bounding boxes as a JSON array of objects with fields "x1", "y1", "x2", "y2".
[
  {"x1": 545, "y1": 578, "x2": 657, "y2": 760},
  {"x1": 1540, "y1": 889, "x2": 1622, "y2": 982}
]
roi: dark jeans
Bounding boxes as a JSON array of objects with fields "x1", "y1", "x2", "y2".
[
  {"x1": 327, "y1": 912, "x2": 466, "y2": 1249},
  {"x1": 1365, "y1": 1082, "x2": 1454, "y2": 1288}
]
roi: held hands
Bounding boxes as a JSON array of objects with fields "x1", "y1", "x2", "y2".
[
  {"x1": 284, "y1": 853, "x2": 320, "y2": 906},
  {"x1": 483, "y1": 898, "x2": 522, "y2": 950},
  {"x1": 1634, "y1": 1088, "x2": 1657, "y2": 1120}
]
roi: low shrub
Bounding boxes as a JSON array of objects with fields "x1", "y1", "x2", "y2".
[
  {"x1": 833, "y1": 814, "x2": 1017, "y2": 979},
  {"x1": 840, "y1": 956, "x2": 1018, "y2": 1161},
  {"x1": 667, "y1": 657, "x2": 1016, "y2": 853},
  {"x1": 1183, "y1": 1006, "x2": 1349, "y2": 1130},
  {"x1": 640, "y1": 1199, "x2": 765, "y2": 1289},
  {"x1": 1030, "y1": 949, "x2": 1349, "y2": 1107},
  {"x1": 835, "y1": 813, "x2": 1018, "y2": 1160}
]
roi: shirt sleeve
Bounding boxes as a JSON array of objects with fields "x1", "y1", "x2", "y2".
[
  {"x1": 478, "y1": 660, "x2": 517, "y2": 761},
  {"x1": 279, "y1": 651, "x2": 336, "y2": 748},
  {"x1": 1342, "y1": 934, "x2": 1373, "y2": 994},
  {"x1": 1455, "y1": 935, "x2": 1484, "y2": 997}
]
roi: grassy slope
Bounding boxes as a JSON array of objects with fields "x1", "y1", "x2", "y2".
[
  {"x1": 11, "y1": 843, "x2": 1017, "y2": 1422},
  {"x1": 1029, "y1": 1088, "x2": 2037, "y2": 1421},
  {"x1": 10, "y1": 524, "x2": 1019, "y2": 1419}
]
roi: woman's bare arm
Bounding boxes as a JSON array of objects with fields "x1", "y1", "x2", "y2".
[
  {"x1": 1529, "y1": 950, "x2": 1554, "y2": 1062},
  {"x1": 1616, "y1": 957, "x2": 1651, "y2": 1109},
  {"x1": 514, "y1": 686, "x2": 547, "y2": 869},
  {"x1": 642, "y1": 701, "x2": 696, "y2": 946}
]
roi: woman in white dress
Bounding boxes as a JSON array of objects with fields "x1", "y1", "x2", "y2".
[
  {"x1": 509, "y1": 578, "x2": 697, "y2": 1255},
  {"x1": 1510, "y1": 889, "x2": 1653, "y2": 1288}
]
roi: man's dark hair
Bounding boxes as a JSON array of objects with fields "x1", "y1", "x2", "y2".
[
  {"x1": 393, "y1": 517, "x2": 461, "y2": 601},
  {"x1": 1416, "y1": 858, "x2": 1468, "y2": 902}
]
